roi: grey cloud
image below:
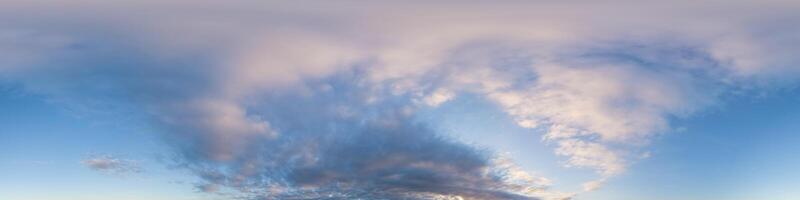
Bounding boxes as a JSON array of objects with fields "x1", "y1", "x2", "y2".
[
  {"x1": 168, "y1": 74, "x2": 561, "y2": 199},
  {"x1": 81, "y1": 155, "x2": 142, "y2": 175}
]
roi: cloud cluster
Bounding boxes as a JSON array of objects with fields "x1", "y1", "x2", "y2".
[
  {"x1": 173, "y1": 76, "x2": 568, "y2": 199},
  {"x1": 2, "y1": 0, "x2": 800, "y2": 198}
]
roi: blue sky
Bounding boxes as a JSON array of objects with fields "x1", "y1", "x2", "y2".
[
  {"x1": 0, "y1": 85, "x2": 203, "y2": 200},
  {"x1": 2, "y1": 1, "x2": 800, "y2": 200}
]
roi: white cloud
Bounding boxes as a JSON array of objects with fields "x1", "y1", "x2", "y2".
[
  {"x1": 555, "y1": 139, "x2": 624, "y2": 177},
  {"x1": 582, "y1": 178, "x2": 607, "y2": 192},
  {"x1": 421, "y1": 89, "x2": 456, "y2": 107}
]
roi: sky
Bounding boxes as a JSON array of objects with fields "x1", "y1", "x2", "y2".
[{"x1": 1, "y1": 1, "x2": 799, "y2": 200}]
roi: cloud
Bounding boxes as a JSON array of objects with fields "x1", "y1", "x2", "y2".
[
  {"x1": 581, "y1": 178, "x2": 607, "y2": 192},
  {"x1": 379, "y1": 41, "x2": 724, "y2": 185},
  {"x1": 81, "y1": 155, "x2": 142, "y2": 175},
  {"x1": 169, "y1": 76, "x2": 568, "y2": 199},
  {"x1": 2, "y1": 0, "x2": 800, "y2": 197}
]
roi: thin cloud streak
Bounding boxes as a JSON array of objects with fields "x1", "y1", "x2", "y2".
[{"x1": 81, "y1": 155, "x2": 142, "y2": 175}]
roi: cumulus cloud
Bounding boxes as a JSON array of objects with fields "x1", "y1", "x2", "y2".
[
  {"x1": 81, "y1": 155, "x2": 142, "y2": 175},
  {"x1": 2, "y1": 0, "x2": 800, "y2": 198}
]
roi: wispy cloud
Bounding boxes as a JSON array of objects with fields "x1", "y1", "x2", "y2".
[{"x1": 81, "y1": 155, "x2": 142, "y2": 175}]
